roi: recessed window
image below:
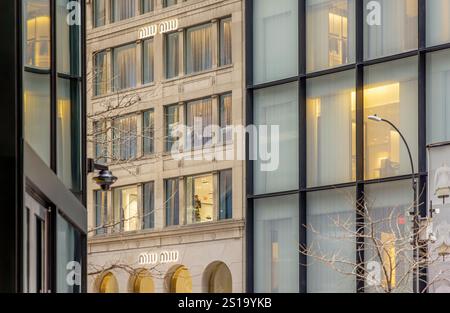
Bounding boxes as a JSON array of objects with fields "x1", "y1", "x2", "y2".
[
  {"x1": 94, "y1": 119, "x2": 107, "y2": 164},
  {"x1": 165, "y1": 178, "x2": 179, "y2": 226},
  {"x1": 219, "y1": 170, "x2": 232, "y2": 220},
  {"x1": 220, "y1": 93, "x2": 232, "y2": 144},
  {"x1": 220, "y1": 18, "x2": 232, "y2": 66},
  {"x1": 93, "y1": 51, "x2": 108, "y2": 96},
  {"x1": 186, "y1": 97, "x2": 213, "y2": 149},
  {"x1": 165, "y1": 32, "x2": 179, "y2": 79},
  {"x1": 111, "y1": 0, "x2": 135, "y2": 23},
  {"x1": 141, "y1": 0, "x2": 155, "y2": 14},
  {"x1": 142, "y1": 182, "x2": 155, "y2": 229},
  {"x1": 142, "y1": 38, "x2": 154, "y2": 84},
  {"x1": 24, "y1": 0, "x2": 51, "y2": 69},
  {"x1": 186, "y1": 174, "x2": 214, "y2": 224},
  {"x1": 164, "y1": 0, "x2": 177, "y2": 8},
  {"x1": 306, "y1": 0, "x2": 355, "y2": 72},
  {"x1": 112, "y1": 115, "x2": 137, "y2": 161},
  {"x1": 113, "y1": 43, "x2": 137, "y2": 91},
  {"x1": 93, "y1": 0, "x2": 105, "y2": 27},
  {"x1": 143, "y1": 109, "x2": 154, "y2": 155},
  {"x1": 186, "y1": 23, "x2": 213, "y2": 74},
  {"x1": 165, "y1": 104, "x2": 180, "y2": 152},
  {"x1": 113, "y1": 186, "x2": 139, "y2": 232},
  {"x1": 94, "y1": 190, "x2": 108, "y2": 235}
]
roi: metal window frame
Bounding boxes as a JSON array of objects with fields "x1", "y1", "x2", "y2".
[{"x1": 245, "y1": 0, "x2": 434, "y2": 293}]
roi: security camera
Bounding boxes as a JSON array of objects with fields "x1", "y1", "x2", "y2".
[{"x1": 93, "y1": 169, "x2": 118, "y2": 191}]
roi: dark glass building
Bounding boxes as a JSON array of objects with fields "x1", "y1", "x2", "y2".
[
  {"x1": 0, "y1": 0, "x2": 86, "y2": 292},
  {"x1": 246, "y1": 0, "x2": 450, "y2": 293}
]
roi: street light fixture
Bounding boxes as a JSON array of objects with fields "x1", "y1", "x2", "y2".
[
  {"x1": 88, "y1": 158, "x2": 118, "y2": 191},
  {"x1": 368, "y1": 114, "x2": 420, "y2": 292}
]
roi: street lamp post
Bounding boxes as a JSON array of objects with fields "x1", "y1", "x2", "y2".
[{"x1": 368, "y1": 114, "x2": 420, "y2": 293}]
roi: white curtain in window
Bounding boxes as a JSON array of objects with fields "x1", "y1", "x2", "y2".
[
  {"x1": 254, "y1": 82, "x2": 299, "y2": 195},
  {"x1": 112, "y1": 0, "x2": 135, "y2": 22},
  {"x1": 220, "y1": 18, "x2": 232, "y2": 66},
  {"x1": 307, "y1": 70, "x2": 355, "y2": 187},
  {"x1": 364, "y1": 0, "x2": 418, "y2": 60},
  {"x1": 186, "y1": 98, "x2": 213, "y2": 148},
  {"x1": 166, "y1": 33, "x2": 179, "y2": 78},
  {"x1": 186, "y1": 24, "x2": 213, "y2": 74},
  {"x1": 94, "y1": 0, "x2": 106, "y2": 27},
  {"x1": 113, "y1": 115, "x2": 137, "y2": 160},
  {"x1": 254, "y1": 194, "x2": 299, "y2": 293},
  {"x1": 220, "y1": 94, "x2": 232, "y2": 143},
  {"x1": 114, "y1": 44, "x2": 136, "y2": 90},
  {"x1": 253, "y1": 0, "x2": 298, "y2": 84},
  {"x1": 94, "y1": 51, "x2": 108, "y2": 95},
  {"x1": 307, "y1": 188, "x2": 356, "y2": 293},
  {"x1": 143, "y1": 39, "x2": 154, "y2": 84}
]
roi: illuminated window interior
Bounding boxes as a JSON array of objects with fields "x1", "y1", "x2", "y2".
[
  {"x1": 171, "y1": 266, "x2": 192, "y2": 293},
  {"x1": 186, "y1": 175, "x2": 214, "y2": 224},
  {"x1": 114, "y1": 186, "x2": 139, "y2": 232},
  {"x1": 363, "y1": 83, "x2": 401, "y2": 179},
  {"x1": 99, "y1": 272, "x2": 119, "y2": 293},
  {"x1": 328, "y1": 5, "x2": 349, "y2": 67},
  {"x1": 25, "y1": 1, "x2": 50, "y2": 68}
]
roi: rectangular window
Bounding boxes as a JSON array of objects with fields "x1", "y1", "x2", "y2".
[
  {"x1": 141, "y1": 0, "x2": 154, "y2": 14},
  {"x1": 220, "y1": 18, "x2": 232, "y2": 66},
  {"x1": 93, "y1": 0, "x2": 106, "y2": 27},
  {"x1": 112, "y1": 115, "x2": 137, "y2": 161},
  {"x1": 23, "y1": 71, "x2": 51, "y2": 165},
  {"x1": 24, "y1": 0, "x2": 51, "y2": 69},
  {"x1": 143, "y1": 38, "x2": 154, "y2": 84},
  {"x1": 57, "y1": 0, "x2": 80, "y2": 75},
  {"x1": 186, "y1": 23, "x2": 213, "y2": 74},
  {"x1": 427, "y1": 49, "x2": 450, "y2": 144},
  {"x1": 94, "y1": 190, "x2": 108, "y2": 235},
  {"x1": 186, "y1": 174, "x2": 214, "y2": 224},
  {"x1": 111, "y1": 0, "x2": 135, "y2": 22},
  {"x1": 306, "y1": 0, "x2": 355, "y2": 73},
  {"x1": 165, "y1": 104, "x2": 180, "y2": 152},
  {"x1": 186, "y1": 97, "x2": 213, "y2": 149},
  {"x1": 364, "y1": 57, "x2": 418, "y2": 180},
  {"x1": 165, "y1": 179, "x2": 179, "y2": 226},
  {"x1": 364, "y1": 180, "x2": 414, "y2": 293},
  {"x1": 113, "y1": 44, "x2": 136, "y2": 91},
  {"x1": 219, "y1": 170, "x2": 232, "y2": 220},
  {"x1": 220, "y1": 93, "x2": 232, "y2": 144},
  {"x1": 307, "y1": 70, "x2": 356, "y2": 187},
  {"x1": 113, "y1": 186, "x2": 139, "y2": 232},
  {"x1": 165, "y1": 32, "x2": 179, "y2": 79},
  {"x1": 143, "y1": 182, "x2": 155, "y2": 229},
  {"x1": 306, "y1": 188, "x2": 356, "y2": 293},
  {"x1": 363, "y1": 0, "x2": 418, "y2": 60},
  {"x1": 253, "y1": 0, "x2": 298, "y2": 84},
  {"x1": 164, "y1": 0, "x2": 177, "y2": 8},
  {"x1": 94, "y1": 119, "x2": 107, "y2": 164},
  {"x1": 254, "y1": 82, "x2": 299, "y2": 195},
  {"x1": 427, "y1": 0, "x2": 450, "y2": 47},
  {"x1": 143, "y1": 109, "x2": 154, "y2": 155},
  {"x1": 94, "y1": 51, "x2": 108, "y2": 96},
  {"x1": 254, "y1": 194, "x2": 299, "y2": 293},
  {"x1": 57, "y1": 78, "x2": 81, "y2": 191}
]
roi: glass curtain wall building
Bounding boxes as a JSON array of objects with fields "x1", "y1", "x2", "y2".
[
  {"x1": 246, "y1": 0, "x2": 450, "y2": 293},
  {"x1": 0, "y1": 0, "x2": 86, "y2": 292}
]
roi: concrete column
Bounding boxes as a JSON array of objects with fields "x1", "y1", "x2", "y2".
[
  {"x1": 211, "y1": 19, "x2": 219, "y2": 69},
  {"x1": 136, "y1": 40, "x2": 143, "y2": 87}
]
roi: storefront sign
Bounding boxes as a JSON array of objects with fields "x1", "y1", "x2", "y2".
[
  {"x1": 138, "y1": 19, "x2": 179, "y2": 40},
  {"x1": 138, "y1": 250, "x2": 179, "y2": 265}
]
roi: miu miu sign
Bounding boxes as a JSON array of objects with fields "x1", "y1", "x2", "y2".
[
  {"x1": 138, "y1": 19, "x2": 179, "y2": 40},
  {"x1": 138, "y1": 250, "x2": 180, "y2": 265}
]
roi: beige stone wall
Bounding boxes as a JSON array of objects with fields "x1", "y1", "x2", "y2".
[{"x1": 86, "y1": 0, "x2": 245, "y2": 293}]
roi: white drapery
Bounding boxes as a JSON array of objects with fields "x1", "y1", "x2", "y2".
[{"x1": 186, "y1": 24, "x2": 213, "y2": 74}]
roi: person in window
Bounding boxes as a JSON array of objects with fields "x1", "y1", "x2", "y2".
[{"x1": 193, "y1": 194, "x2": 202, "y2": 222}]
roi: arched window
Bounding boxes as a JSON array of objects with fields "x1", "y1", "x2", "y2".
[
  {"x1": 99, "y1": 272, "x2": 119, "y2": 293},
  {"x1": 133, "y1": 270, "x2": 155, "y2": 293},
  {"x1": 170, "y1": 266, "x2": 192, "y2": 293},
  {"x1": 205, "y1": 262, "x2": 232, "y2": 293}
]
